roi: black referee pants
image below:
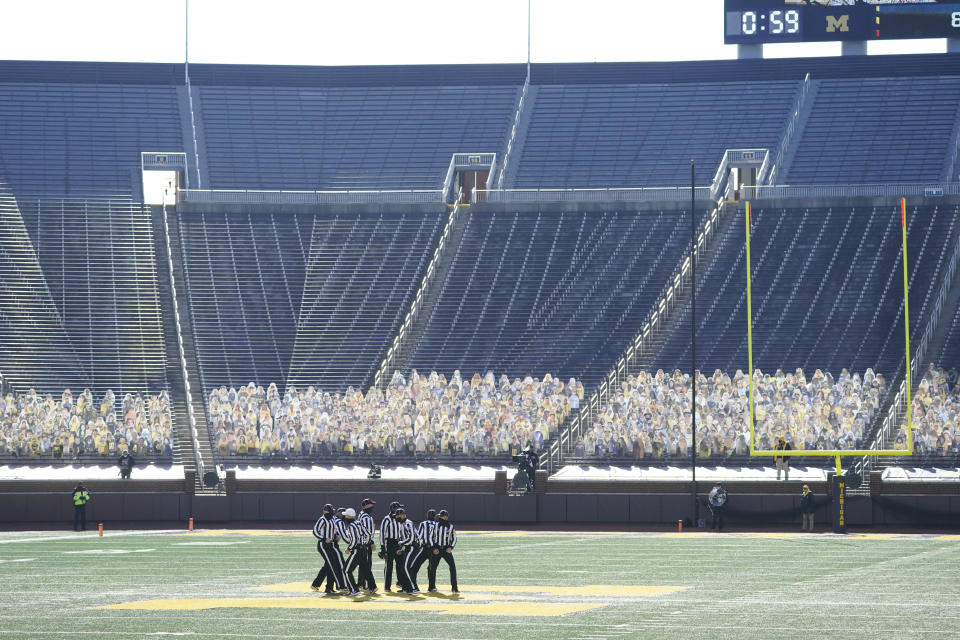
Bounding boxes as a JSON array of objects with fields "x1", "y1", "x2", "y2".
[
  {"x1": 394, "y1": 545, "x2": 414, "y2": 592},
  {"x1": 405, "y1": 544, "x2": 429, "y2": 590},
  {"x1": 383, "y1": 538, "x2": 403, "y2": 591},
  {"x1": 357, "y1": 544, "x2": 377, "y2": 590},
  {"x1": 427, "y1": 549, "x2": 458, "y2": 591},
  {"x1": 312, "y1": 541, "x2": 346, "y2": 591}
]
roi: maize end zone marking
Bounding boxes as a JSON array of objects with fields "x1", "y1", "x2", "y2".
[
  {"x1": 743, "y1": 199, "x2": 914, "y2": 457},
  {"x1": 96, "y1": 598, "x2": 608, "y2": 616},
  {"x1": 96, "y1": 583, "x2": 690, "y2": 616}
]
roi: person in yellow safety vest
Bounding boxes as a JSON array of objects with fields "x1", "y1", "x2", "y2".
[{"x1": 72, "y1": 483, "x2": 90, "y2": 531}]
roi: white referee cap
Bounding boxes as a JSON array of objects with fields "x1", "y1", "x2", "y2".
[{"x1": 343, "y1": 508, "x2": 356, "y2": 518}]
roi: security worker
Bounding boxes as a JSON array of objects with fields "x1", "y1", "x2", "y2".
[
  {"x1": 355, "y1": 498, "x2": 378, "y2": 591},
  {"x1": 774, "y1": 436, "x2": 791, "y2": 480},
  {"x1": 393, "y1": 508, "x2": 416, "y2": 593},
  {"x1": 379, "y1": 501, "x2": 402, "y2": 591},
  {"x1": 405, "y1": 508, "x2": 437, "y2": 593},
  {"x1": 427, "y1": 509, "x2": 458, "y2": 593},
  {"x1": 72, "y1": 483, "x2": 90, "y2": 531},
  {"x1": 311, "y1": 504, "x2": 347, "y2": 595}
]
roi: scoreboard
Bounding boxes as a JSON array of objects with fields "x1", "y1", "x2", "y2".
[{"x1": 725, "y1": 0, "x2": 960, "y2": 44}]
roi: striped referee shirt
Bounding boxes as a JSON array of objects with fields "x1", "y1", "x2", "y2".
[
  {"x1": 396, "y1": 519, "x2": 415, "y2": 547},
  {"x1": 380, "y1": 514, "x2": 401, "y2": 546},
  {"x1": 357, "y1": 510, "x2": 377, "y2": 544},
  {"x1": 430, "y1": 522, "x2": 457, "y2": 549},
  {"x1": 414, "y1": 519, "x2": 437, "y2": 546},
  {"x1": 356, "y1": 510, "x2": 375, "y2": 545},
  {"x1": 312, "y1": 514, "x2": 337, "y2": 541},
  {"x1": 334, "y1": 518, "x2": 354, "y2": 547}
]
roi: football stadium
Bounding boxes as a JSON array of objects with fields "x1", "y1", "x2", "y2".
[{"x1": 2, "y1": 1, "x2": 960, "y2": 638}]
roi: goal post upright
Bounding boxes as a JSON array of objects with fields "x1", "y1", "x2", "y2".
[{"x1": 745, "y1": 201, "x2": 756, "y2": 453}]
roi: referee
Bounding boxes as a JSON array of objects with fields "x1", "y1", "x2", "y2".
[
  {"x1": 338, "y1": 508, "x2": 362, "y2": 596},
  {"x1": 427, "y1": 509, "x2": 458, "y2": 593},
  {"x1": 393, "y1": 507, "x2": 416, "y2": 594},
  {"x1": 311, "y1": 504, "x2": 347, "y2": 594},
  {"x1": 379, "y1": 501, "x2": 402, "y2": 591},
  {"x1": 405, "y1": 508, "x2": 436, "y2": 593},
  {"x1": 356, "y1": 498, "x2": 378, "y2": 591}
]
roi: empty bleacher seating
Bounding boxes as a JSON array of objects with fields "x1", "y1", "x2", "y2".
[
  {"x1": 180, "y1": 208, "x2": 444, "y2": 394},
  {"x1": 513, "y1": 81, "x2": 798, "y2": 188},
  {"x1": 787, "y1": 77, "x2": 960, "y2": 184},
  {"x1": 654, "y1": 204, "x2": 959, "y2": 379},
  {"x1": 405, "y1": 207, "x2": 691, "y2": 387},
  {"x1": 0, "y1": 82, "x2": 182, "y2": 198},
  {"x1": 1, "y1": 194, "x2": 169, "y2": 397},
  {"x1": 197, "y1": 86, "x2": 518, "y2": 190}
]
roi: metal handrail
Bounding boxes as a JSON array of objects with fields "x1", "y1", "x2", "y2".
[
  {"x1": 476, "y1": 186, "x2": 712, "y2": 204},
  {"x1": 373, "y1": 189, "x2": 464, "y2": 388},
  {"x1": 742, "y1": 183, "x2": 960, "y2": 199},
  {"x1": 161, "y1": 195, "x2": 205, "y2": 482},
  {"x1": 766, "y1": 73, "x2": 811, "y2": 186},
  {"x1": 178, "y1": 189, "x2": 443, "y2": 205},
  {"x1": 498, "y1": 76, "x2": 530, "y2": 189}
]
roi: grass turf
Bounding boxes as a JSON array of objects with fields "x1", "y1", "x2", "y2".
[{"x1": 0, "y1": 529, "x2": 957, "y2": 639}]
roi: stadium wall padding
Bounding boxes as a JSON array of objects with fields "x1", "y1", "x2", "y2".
[{"x1": 2, "y1": 490, "x2": 957, "y2": 528}]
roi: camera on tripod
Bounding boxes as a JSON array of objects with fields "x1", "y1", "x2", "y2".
[{"x1": 367, "y1": 462, "x2": 382, "y2": 479}]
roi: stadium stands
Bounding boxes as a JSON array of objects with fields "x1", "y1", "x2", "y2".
[
  {"x1": 206, "y1": 370, "x2": 578, "y2": 459},
  {"x1": 0, "y1": 82, "x2": 182, "y2": 198},
  {"x1": 787, "y1": 77, "x2": 960, "y2": 185},
  {"x1": 513, "y1": 81, "x2": 797, "y2": 188},
  {"x1": 653, "y1": 204, "x2": 960, "y2": 376},
  {"x1": 573, "y1": 367, "x2": 884, "y2": 460},
  {"x1": 903, "y1": 366, "x2": 960, "y2": 457},
  {"x1": 406, "y1": 206, "x2": 692, "y2": 387},
  {"x1": 179, "y1": 207, "x2": 444, "y2": 394},
  {"x1": 1, "y1": 195, "x2": 169, "y2": 396},
  {"x1": 0, "y1": 387, "x2": 173, "y2": 459},
  {"x1": 197, "y1": 86, "x2": 518, "y2": 190},
  {"x1": 2, "y1": 56, "x2": 960, "y2": 473}
]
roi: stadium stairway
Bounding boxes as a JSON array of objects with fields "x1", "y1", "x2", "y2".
[{"x1": 150, "y1": 204, "x2": 215, "y2": 492}]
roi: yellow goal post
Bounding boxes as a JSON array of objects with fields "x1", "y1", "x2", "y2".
[{"x1": 744, "y1": 198, "x2": 914, "y2": 463}]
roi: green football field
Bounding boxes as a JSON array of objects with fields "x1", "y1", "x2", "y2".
[{"x1": 1, "y1": 528, "x2": 958, "y2": 639}]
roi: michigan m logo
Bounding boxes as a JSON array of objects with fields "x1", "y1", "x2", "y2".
[{"x1": 826, "y1": 15, "x2": 850, "y2": 33}]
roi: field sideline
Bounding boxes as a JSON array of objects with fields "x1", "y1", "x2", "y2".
[{"x1": 0, "y1": 529, "x2": 957, "y2": 639}]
